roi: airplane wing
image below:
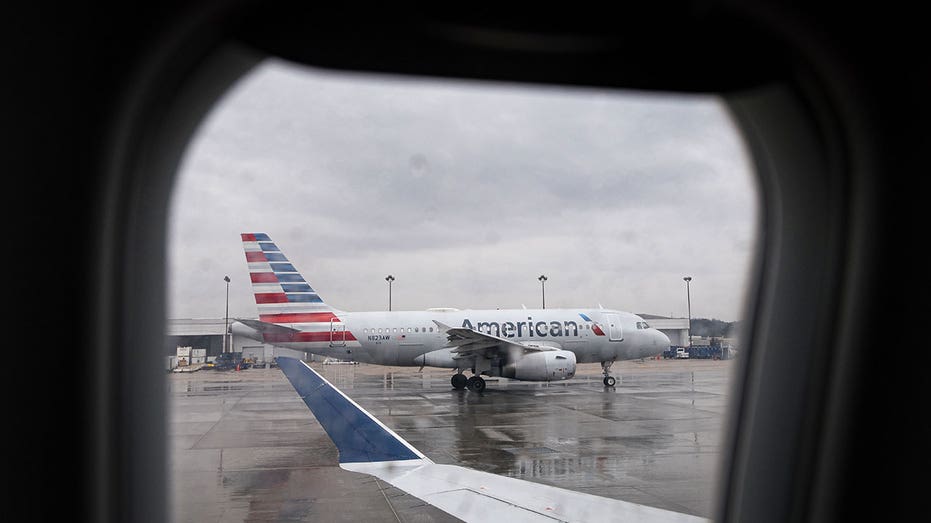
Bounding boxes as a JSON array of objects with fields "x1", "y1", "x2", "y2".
[
  {"x1": 434, "y1": 320, "x2": 558, "y2": 357},
  {"x1": 278, "y1": 357, "x2": 707, "y2": 523}
]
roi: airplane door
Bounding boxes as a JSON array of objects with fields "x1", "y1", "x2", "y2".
[
  {"x1": 603, "y1": 313, "x2": 624, "y2": 342},
  {"x1": 330, "y1": 320, "x2": 346, "y2": 347}
]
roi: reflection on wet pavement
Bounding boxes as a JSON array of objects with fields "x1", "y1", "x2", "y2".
[{"x1": 169, "y1": 359, "x2": 734, "y2": 521}]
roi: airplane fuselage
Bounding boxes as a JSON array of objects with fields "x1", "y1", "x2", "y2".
[
  {"x1": 236, "y1": 233, "x2": 671, "y2": 384},
  {"x1": 266, "y1": 308, "x2": 669, "y2": 368}
]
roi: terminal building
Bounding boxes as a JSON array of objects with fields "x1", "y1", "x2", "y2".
[
  {"x1": 637, "y1": 314, "x2": 692, "y2": 346},
  {"x1": 166, "y1": 314, "x2": 693, "y2": 367},
  {"x1": 166, "y1": 318, "x2": 307, "y2": 368}
]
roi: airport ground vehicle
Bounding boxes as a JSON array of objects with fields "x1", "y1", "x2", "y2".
[
  {"x1": 212, "y1": 352, "x2": 251, "y2": 370},
  {"x1": 665, "y1": 346, "x2": 729, "y2": 360}
]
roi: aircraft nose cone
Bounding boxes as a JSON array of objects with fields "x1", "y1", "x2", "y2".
[{"x1": 657, "y1": 330, "x2": 671, "y2": 347}]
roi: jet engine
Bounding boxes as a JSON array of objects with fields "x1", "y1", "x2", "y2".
[{"x1": 502, "y1": 350, "x2": 577, "y2": 381}]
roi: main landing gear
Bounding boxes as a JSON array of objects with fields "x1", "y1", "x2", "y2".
[
  {"x1": 451, "y1": 372, "x2": 486, "y2": 392},
  {"x1": 601, "y1": 360, "x2": 617, "y2": 387}
]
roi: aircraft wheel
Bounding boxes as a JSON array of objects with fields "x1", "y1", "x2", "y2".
[
  {"x1": 451, "y1": 373, "x2": 468, "y2": 390},
  {"x1": 603, "y1": 376, "x2": 616, "y2": 387},
  {"x1": 466, "y1": 376, "x2": 477, "y2": 389},
  {"x1": 470, "y1": 376, "x2": 486, "y2": 392}
]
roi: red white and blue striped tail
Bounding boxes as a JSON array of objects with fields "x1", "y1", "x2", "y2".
[{"x1": 241, "y1": 233, "x2": 340, "y2": 327}]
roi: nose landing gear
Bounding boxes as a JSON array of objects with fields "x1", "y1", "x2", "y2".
[{"x1": 601, "y1": 360, "x2": 616, "y2": 387}]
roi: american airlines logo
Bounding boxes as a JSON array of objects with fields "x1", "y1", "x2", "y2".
[{"x1": 461, "y1": 313, "x2": 603, "y2": 338}]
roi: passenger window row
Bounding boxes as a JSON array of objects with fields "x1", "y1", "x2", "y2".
[{"x1": 362, "y1": 327, "x2": 435, "y2": 334}]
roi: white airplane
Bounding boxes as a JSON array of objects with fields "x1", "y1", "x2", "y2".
[
  {"x1": 232, "y1": 233, "x2": 671, "y2": 390},
  {"x1": 277, "y1": 356, "x2": 705, "y2": 522}
]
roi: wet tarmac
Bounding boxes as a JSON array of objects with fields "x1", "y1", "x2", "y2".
[{"x1": 169, "y1": 358, "x2": 735, "y2": 522}]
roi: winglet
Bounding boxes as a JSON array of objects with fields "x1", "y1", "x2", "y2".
[
  {"x1": 432, "y1": 320, "x2": 451, "y2": 332},
  {"x1": 277, "y1": 357, "x2": 430, "y2": 464}
]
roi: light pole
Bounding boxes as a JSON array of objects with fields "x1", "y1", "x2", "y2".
[
  {"x1": 385, "y1": 275, "x2": 395, "y2": 311},
  {"x1": 683, "y1": 276, "x2": 692, "y2": 347},
  {"x1": 223, "y1": 275, "x2": 230, "y2": 354},
  {"x1": 538, "y1": 274, "x2": 547, "y2": 309}
]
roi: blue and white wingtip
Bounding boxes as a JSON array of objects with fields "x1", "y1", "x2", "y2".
[
  {"x1": 277, "y1": 357, "x2": 431, "y2": 465},
  {"x1": 278, "y1": 357, "x2": 708, "y2": 523}
]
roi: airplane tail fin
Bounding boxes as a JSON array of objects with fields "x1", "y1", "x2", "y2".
[{"x1": 241, "y1": 233, "x2": 341, "y2": 325}]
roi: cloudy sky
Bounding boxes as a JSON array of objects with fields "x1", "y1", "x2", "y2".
[{"x1": 168, "y1": 58, "x2": 758, "y2": 322}]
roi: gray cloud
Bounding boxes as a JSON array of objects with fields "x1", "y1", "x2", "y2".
[{"x1": 169, "y1": 59, "x2": 758, "y2": 321}]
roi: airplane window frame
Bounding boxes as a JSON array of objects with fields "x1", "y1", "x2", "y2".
[{"x1": 80, "y1": 6, "x2": 915, "y2": 522}]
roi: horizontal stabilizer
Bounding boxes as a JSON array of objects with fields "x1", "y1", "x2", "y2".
[
  {"x1": 277, "y1": 357, "x2": 428, "y2": 464},
  {"x1": 234, "y1": 318, "x2": 300, "y2": 335}
]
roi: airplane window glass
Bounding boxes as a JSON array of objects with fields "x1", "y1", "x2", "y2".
[{"x1": 167, "y1": 58, "x2": 757, "y2": 521}]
